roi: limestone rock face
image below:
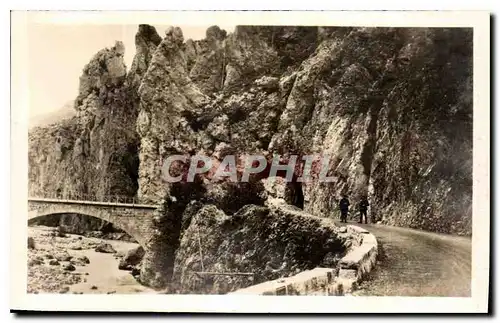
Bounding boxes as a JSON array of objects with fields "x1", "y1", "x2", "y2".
[
  {"x1": 30, "y1": 40, "x2": 138, "y2": 199},
  {"x1": 127, "y1": 24, "x2": 162, "y2": 91},
  {"x1": 28, "y1": 26, "x2": 161, "y2": 234},
  {"x1": 186, "y1": 26, "x2": 319, "y2": 95},
  {"x1": 188, "y1": 25, "x2": 227, "y2": 94},
  {"x1": 265, "y1": 28, "x2": 472, "y2": 235},
  {"x1": 221, "y1": 26, "x2": 280, "y2": 91},
  {"x1": 366, "y1": 29, "x2": 473, "y2": 233},
  {"x1": 136, "y1": 26, "x2": 209, "y2": 203}
]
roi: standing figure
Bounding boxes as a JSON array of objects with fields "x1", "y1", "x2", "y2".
[
  {"x1": 358, "y1": 195, "x2": 369, "y2": 224},
  {"x1": 338, "y1": 195, "x2": 350, "y2": 223}
]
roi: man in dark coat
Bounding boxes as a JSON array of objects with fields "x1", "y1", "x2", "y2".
[
  {"x1": 358, "y1": 196, "x2": 369, "y2": 224},
  {"x1": 338, "y1": 195, "x2": 350, "y2": 223}
]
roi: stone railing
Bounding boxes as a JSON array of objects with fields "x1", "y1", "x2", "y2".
[
  {"x1": 228, "y1": 225, "x2": 378, "y2": 296},
  {"x1": 28, "y1": 192, "x2": 141, "y2": 205}
]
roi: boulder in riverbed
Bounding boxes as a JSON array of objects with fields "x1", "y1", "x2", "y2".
[
  {"x1": 95, "y1": 242, "x2": 116, "y2": 253},
  {"x1": 119, "y1": 246, "x2": 145, "y2": 268},
  {"x1": 72, "y1": 256, "x2": 90, "y2": 266},
  {"x1": 63, "y1": 263, "x2": 76, "y2": 271},
  {"x1": 118, "y1": 263, "x2": 133, "y2": 271},
  {"x1": 77, "y1": 256, "x2": 90, "y2": 264},
  {"x1": 69, "y1": 243, "x2": 83, "y2": 250},
  {"x1": 28, "y1": 237, "x2": 35, "y2": 249},
  {"x1": 49, "y1": 259, "x2": 60, "y2": 266},
  {"x1": 54, "y1": 251, "x2": 73, "y2": 261},
  {"x1": 28, "y1": 257, "x2": 43, "y2": 266},
  {"x1": 57, "y1": 227, "x2": 68, "y2": 238},
  {"x1": 131, "y1": 267, "x2": 140, "y2": 277}
]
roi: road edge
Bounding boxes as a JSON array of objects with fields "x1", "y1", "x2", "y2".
[{"x1": 336, "y1": 225, "x2": 379, "y2": 294}]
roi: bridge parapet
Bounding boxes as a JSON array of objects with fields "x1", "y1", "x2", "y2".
[
  {"x1": 28, "y1": 197, "x2": 159, "y2": 209},
  {"x1": 29, "y1": 192, "x2": 147, "y2": 206}
]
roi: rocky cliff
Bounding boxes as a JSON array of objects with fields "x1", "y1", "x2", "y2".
[
  {"x1": 28, "y1": 25, "x2": 162, "y2": 233},
  {"x1": 29, "y1": 24, "x2": 472, "y2": 289},
  {"x1": 135, "y1": 26, "x2": 472, "y2": 235}
]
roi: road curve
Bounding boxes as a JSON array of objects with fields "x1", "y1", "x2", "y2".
[{"x1": 335, "y1": 221, "x2": 471, "y2": 297}]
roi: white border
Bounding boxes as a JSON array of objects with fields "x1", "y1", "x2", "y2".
[{"x1": 10, "y1": 10, "x2": 490, "y2": 313}]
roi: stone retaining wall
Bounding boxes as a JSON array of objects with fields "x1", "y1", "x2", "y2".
[{"x1": 228, "y1": 225, "x2": 378, "y2": 296}]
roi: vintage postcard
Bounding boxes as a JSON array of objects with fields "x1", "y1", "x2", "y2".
[{"x1": 10, "y1": 10, "x2": 490, "y2": 313}]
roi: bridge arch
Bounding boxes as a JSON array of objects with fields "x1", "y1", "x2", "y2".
[
  {"x1": 27, "y1": 200, "x2": 157, "y2": 247},
  {"x1": 29, "y1": 211, "x2": 142, "y2": 246}
]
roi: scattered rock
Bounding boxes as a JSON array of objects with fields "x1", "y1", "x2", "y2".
[
  {"x1": 27, "y1": 237, "x2": 35, "y2": 249},
  {"x1": 69, "y1": 243, "x2": 83, "y2": 250},
  {"x1": 77, "y1": 256, "x2": 90, "y2": 264},
  {"x1": 118, "y1": 263, "x2": 133, "y2": 271},
  {"x1": 28, "y1": 258, "x2": 43, "y2": 266},
  {"x1": 120, "y1": 246, "x2": 145, "y2": 268},
  {"x1": 54, "y1": 251, "x2": 73, "y2": 262},
  {"x1": 131, "y1": 267, "x2": 141, "y2": 276},
  {"x1": 95, "y1": 242, "x2": 116, "y2": 254},
  {"x1": 57, "y1": 227, "x2": 68, "y2": 238},
  {"x1": 59, "y1": 286, "x2": 70, "y2": 294},
  {"x1": 91, "y1": 285, "x2": 98, "y2": 290},
  {"x1": 49, "y1": 259, "x2": 60, "y2": 266},
  {"x1": 63, "y1": 263, "x2": 76, "y2": 271}
]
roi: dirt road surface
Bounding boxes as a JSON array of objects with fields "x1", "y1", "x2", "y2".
[{"x1": 336, "y1": 221, "x2": 471, "y2": 297}]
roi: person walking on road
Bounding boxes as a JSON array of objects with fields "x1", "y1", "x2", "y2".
[
  {"x1": 339, "y1": 195, "x2": 350, "y2": 223},
  {"x1": 358, "y1": 195, "x2": 369, "y2": 224}
]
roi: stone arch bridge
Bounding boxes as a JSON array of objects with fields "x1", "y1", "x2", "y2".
[{"x1": 28, "y1": 197, "x2": 159, "y2": 247}]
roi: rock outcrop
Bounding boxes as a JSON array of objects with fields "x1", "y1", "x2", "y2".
[
  {"x1": 172, "y1": 202, "x2": 354, "y2": 294},
  {"x1": 136, "y1": 26, "x2": 209, "y2": 203},
  {"x1": 28, "y1": 26, "x2": 161, "y2": 234}
]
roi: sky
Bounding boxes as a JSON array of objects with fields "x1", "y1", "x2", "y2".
[{"x1": 27, "y1": 24, "x2": 234, "y2": 119}]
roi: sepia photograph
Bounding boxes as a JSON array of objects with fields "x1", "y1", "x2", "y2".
[{"x1": 10, "y1": 10, "x2": 490, "y2": 313}]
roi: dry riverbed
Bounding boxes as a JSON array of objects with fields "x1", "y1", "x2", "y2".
[{"x1": 27, "y1": 226, "x2": 156, "y2": 294}]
